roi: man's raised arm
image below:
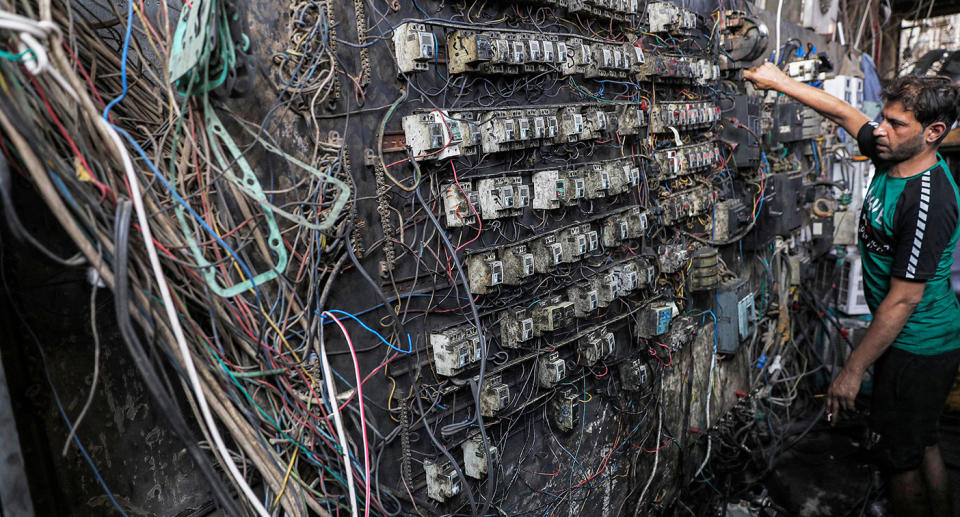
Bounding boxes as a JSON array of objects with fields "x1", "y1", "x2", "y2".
[{"x1": 744, "y1": 62, "x2": 870, "y2": 136}]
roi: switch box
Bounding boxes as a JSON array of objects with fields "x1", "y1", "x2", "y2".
[
  {"x1": 665, "y1": 315, "x2": 698, "y2": 352},
  {"x1": 463, "y1": 433, "x2": 496, "y2": 479},
  {"x1": 480, "y1": 375, "x2": 510, "y2": 416},
  {"x1": 602, "y1": 206, "x2": 648, "y2": 246},
  {"x1": 465, "y1": 252, "x2": 503, "y2": 295},
  {"x1": 393, "y1": 23, "x2": 436, "y2": 73},
  {"x1": 539, "y1": 351, "x2": 566, "y2": 388},
  {"x1": 531, "y1": 234, "x2": 564, "y2": 273},
  {"x1": 579, "y1": 329, "x2": 615, "y2": 366},
  {"x1": 424, "y1": 459, "x2": 461, "y2": 502},
  {"x1": 593, "y1": 272, "x2": 620, "y2": 307},
  {"x1": 501, "y1": 245, "x2": 535, "y2": 285},
  {"x1": 558, "y1": 224, "x2": 594, "y2": 262},
  {"x1": 476, "y1": 176, "x2": 529, "y2": 220},
  {"x1": 403, "y1": 111, "x2": 471, "y2": 162},
  {"x1": 620, "y1": 358, "x2": 650, "y2": 391},
  {"x1": 430, "y1": 326, "x2": 482, "y2": 376},
  {"x1": 550, "y1": 388, "x2": 580, "y2": 431},
  {"x1": 647, "y1": 2, "x2": 699, "y2": 34},
  {"x1": 654, "y1": 141, "x2": 721, "y2": 179},
  {"x1": 637, "y1": 303, "x2": 675, "y2": 337},
  {"x1": 659, "y1": 186, "x2": 719, "y2": 225},
  {"x1": 534, "y1": 297, "x2": 576, "y2": 332},
  {"x1": 651, "y1": 101, "x2": 720, "y2": 133},
  {"x1": 500, "y1": 307, "x2": 537, "y2": 348},
  {"x1": 715, "y1": 278, "x2": 757, "y2": 354},
  {"x1": 658, "y1": 243, "x2": 690, "y2": 273},
  {"x1": 568, "y1": 282, "x2": 600, "y2": 317},
  {"x1": 442, "y1": 181, "x2": 479, "y2": 227},
  {"x1": 612, "y1": 261, "x2": 641, "y2": 296}
]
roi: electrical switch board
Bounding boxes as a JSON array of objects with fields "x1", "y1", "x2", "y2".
[
  {"x1": 479, "y1": 375, "x2": 510, "y2": 416},
  {"x1": 637, "y1": 303, "x2": 675, "y2": 337},
  {"x1": 601, "y1": 206, "x2": 648, "y2": 246},
  {"x1": 534, "y1": 297, "x2": 577, "y2": 332},
  {"x1": 424, "y1": 460, "x2": 462, "y2": 502},
  {"x1": 716, "y1": 278, "x2": 756, "y2": 354},
  {"x1": 442, "y1": 181, "x2": 480, "y2": 227},
  {"x1": 639, "y1": 54, "x2": 720, "y2": 83},
  {"x1": 393, "y1": 23, "x2": 437, "y2": 73},
  {"x1": 430, "y1": 326, "x2": 483, "y2": 376},
  {"x1": 500, "y1": 307, "x2": 537, "y2": 348},
  {"x1": 550, "y1": 388, "x2": 580, "y2": 431},
  {"x1": 710, "y1": 199, "x2": 752, "y2": 241},
  {"x1": 578, "y1": 328, "x2": 616, "y2": 365},
  {"x1": 646, "y1": 2, "x2": 700, "y2": 34},
  {"x1": 720, "y1": 94, "x2": 763, "y2": 168},
  {"x1": 463, "y1": 434, "x2": 496, "y2": 479},
  {"x1": 650, "y1": 100, "x2": 721, "y2": 133},
  {"x1": 500, "y1": 244, "x2": 536, "y2": 285},
  {"x1": 476, "y1": 176, "x2": 530, "y2": 220},
  {"x1": 538, "y1": 351, "x2": 567, "y2": 388},
  {"x1": 785, "y1": 57, "x2": 828, "y2": 82},
  {"x1": 402, "y1": 111, "x2": 478, "y2": 162},
  {"x1": 403, "y1": 103, "x2": 648, "y2": 161},
  {"x1": 620, "y1": 358, "x2": 650, "y2": 391},
  {"x1": 568, "y1": 282, "x2": 601, "y2": 317},
  {"x1": 490, "y1": 0, "x2": 643, "y2": 24},
  {"x1": 659, "y1": 186, "x2": 719, "y2": 226},
  {"x1": 653, "y1": 141, "x2": 721, "y2": 178},
  {"x1": 465, "y1": 252, "x2": 504, "y2": 294},
  {"x1": 774, "y1": 102, "x2": 822, "y2": 143}
]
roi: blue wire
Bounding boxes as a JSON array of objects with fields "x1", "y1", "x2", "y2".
[
  {"x1": 321, "y1": 309, "x2": 413, "y2": 354},
  {"x1": 103, "y1": 1, "x2": 266, "y2": 309}
]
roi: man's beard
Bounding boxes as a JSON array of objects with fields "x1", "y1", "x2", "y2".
[{"x1": 877, "y1": 131, "x2": 925, "y2": 163}]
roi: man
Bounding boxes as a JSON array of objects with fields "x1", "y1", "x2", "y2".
[{"x1": 744, "y1": 63, "x2": 960, "y2": 516}]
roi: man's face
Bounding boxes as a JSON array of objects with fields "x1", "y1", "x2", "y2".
[{"x1": 873, "y1": 100, "x2": 927, "y2": 162}]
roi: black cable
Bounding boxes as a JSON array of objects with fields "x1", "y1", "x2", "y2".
[{"x1": 112, "y1": 199, "x2": 243, "y2": 517}]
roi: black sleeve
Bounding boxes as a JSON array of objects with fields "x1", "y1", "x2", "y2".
[
  {"x1": 891, "y1": 166, "x2": 959, "y2": 281},
  {"x1": 856, "y1": 120, "x2": 882, "y2": 163}
]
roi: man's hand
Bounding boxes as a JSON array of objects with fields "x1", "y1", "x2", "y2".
[
  {"x1": 826, "y1": 366, "x2": 865, "y2": 421},
  {"x1": 743, "y1": 62, "x2": 789, "y2": 92}
]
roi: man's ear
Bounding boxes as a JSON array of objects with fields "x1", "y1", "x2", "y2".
[{"x1": 925, "y1": 121, "x2": 948, "y2": 144}]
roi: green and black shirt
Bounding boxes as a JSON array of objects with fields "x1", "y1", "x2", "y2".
[{"x1": 857, "y1": 121, "x2": 960, "y2": 355}]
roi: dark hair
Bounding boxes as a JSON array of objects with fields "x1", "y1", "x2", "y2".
[{"x1": 881, "y1": 75, "x2": 960, "y2": 143}]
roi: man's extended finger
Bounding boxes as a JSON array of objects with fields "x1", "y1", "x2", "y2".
[
  {"x1": 842, "y1": 395, "x2": 855, "y2": 412},
  {"x1": 826, "y1": 395, "x2": 836, "y2": 416}
]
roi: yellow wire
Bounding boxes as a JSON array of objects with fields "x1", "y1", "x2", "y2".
[{"x1": 274, "y1": 439, "x2": 301, "y2": 507}]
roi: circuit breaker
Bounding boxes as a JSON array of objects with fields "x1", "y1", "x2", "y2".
[
  {"x1": 549, "y1": 389, "x2": 579, "y2": 431},
  {"x1": 393, "y1": 23, "x2": 437, "y2": 73},
  {"x1": 500, "y1": 307, "x2": 537, "y2": 348},
  {"x1": 637, "y1": 303, "x2": 675, "y2": 337},
  {"x1": 480, "y1": 375, "x2": 511, "y2": 416},
  {"x1": 538, "y1": 352, "x2": 566, "y2": 388},
  {"x1": 424, "y1": 459, "x2": 462, "y2": 502},
  {"x1": 534, "y1": 297, "x2": 576, "y2": 332},
  {"x1": 463, "y1": 434, "x2": 496, "y2": 479},
  {"x1": 430, "y1": 326, "x2": 482, "y2": 376},
  {"x1": 465, "y1": 252, "x2": 504, "y2": 294},
  {"x1": 715, "y1": 278, "x2": 757, "y2": 354},
  {"x1": 579, "y1": 329, "x2": 615, "y2": 365},
  {"x1": 620, "y1": 358, "x2": 650, "y2": 391}
]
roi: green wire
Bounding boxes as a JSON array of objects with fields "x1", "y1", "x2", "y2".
[{"x1": 0, "y1": 48, "x2": 35, "y2": 62}]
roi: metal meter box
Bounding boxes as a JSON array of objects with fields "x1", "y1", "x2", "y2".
[{"x1": 715, "y1": 278, "x2": 756, "y2": 354}]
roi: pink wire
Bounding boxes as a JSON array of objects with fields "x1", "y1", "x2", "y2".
[{"x1": 323, "y1": 311, "x2": 371, "y2": 517}]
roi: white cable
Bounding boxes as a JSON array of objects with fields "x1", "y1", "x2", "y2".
[
  {"x1": 100, "y1": 118, "x2": 270, "y2": 517},
  {"x1": 694, "y1": 328, "x2": 719, "y2": 479},
  {"x1": 319, "y1": 333, "x2": 359, "y2": 517},
  {"x1": 775, "y1": 0, "x2": 784, "y2": 64},
  {"x1": 637, "y1": 402, "x2": 663, "y2": 508}
]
